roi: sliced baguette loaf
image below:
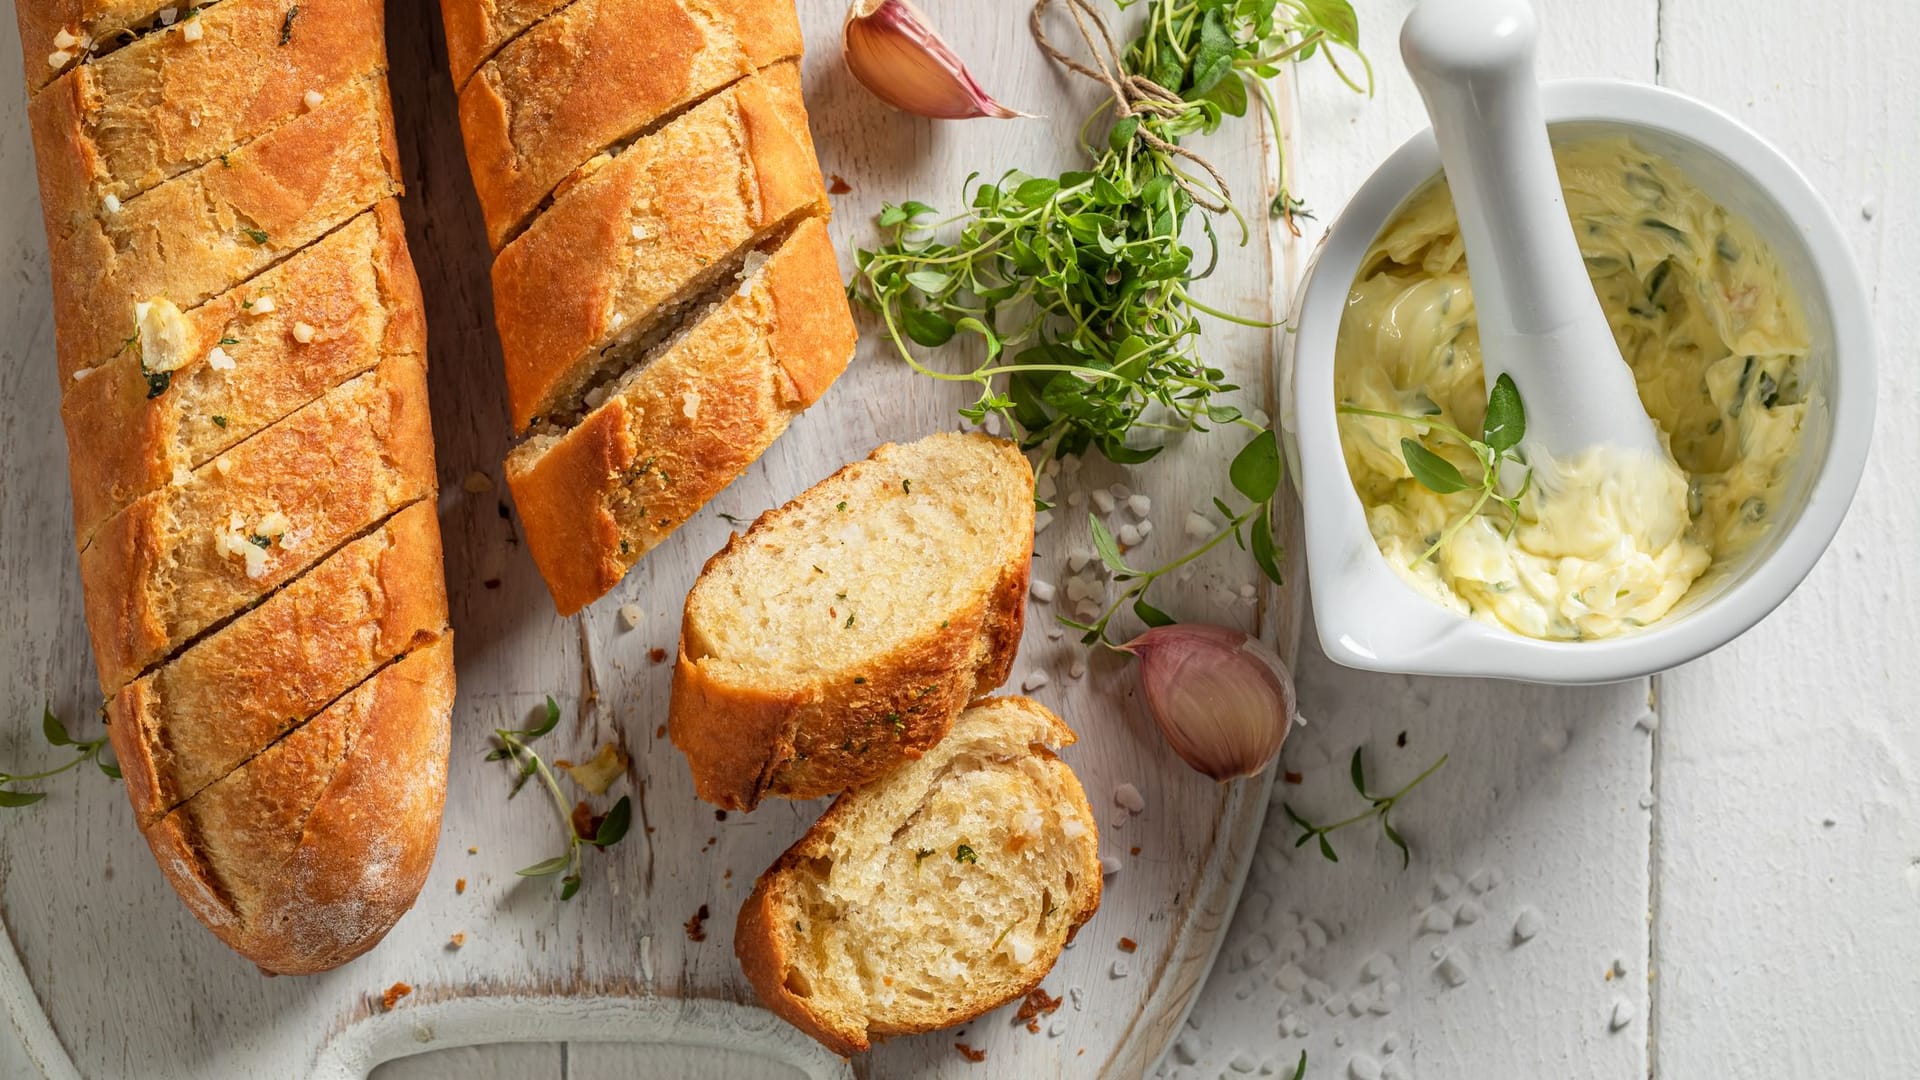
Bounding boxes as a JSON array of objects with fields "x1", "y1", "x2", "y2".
[
  {"x1": 671, "y1": 432, "x2": 1033, "y2": 810},
  {"x1": 736, "y1": 696, "x2": 1101, "y2": 1056},
  {"x1": 507, "y1": 216, "x2": 853, "y2": 614},
  {"x1": 490, "y1": 58, "x2": 827, "y2": 430},
  {"x1": 17, "y1": 0, "x2": 453, "y2": 974},
  {"x1": 456, "y1": 0, "x2": 802, "y2": 247}
]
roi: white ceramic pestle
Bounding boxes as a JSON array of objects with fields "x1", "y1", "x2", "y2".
[{"x1": 1399, "y1": 0, "x2": 1663, "y2": 459}]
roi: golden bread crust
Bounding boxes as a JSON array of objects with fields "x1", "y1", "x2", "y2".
[
  {"x1": 63, "y1": 200, "x2": 424, "y2": 545},
  {"x1": 109, "y1": 501, "x2": 447, "y2": 824},
  {"x1": 456, "y1": 0, "x2": 803, "y2": 248},
  {"x1": 506, "y1": 216, "x2": 854, "y2": 615},
  {"x1": 139, "y1": 638, "x2": 454, "y2": 975},
  {"x1": 80, "y1": 350, "x2": 437, "y2": 695}
]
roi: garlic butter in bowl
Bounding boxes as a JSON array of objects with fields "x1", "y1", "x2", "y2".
[{"x1": 1285, "y1": 82, "x2": 1875, "y2": 683}]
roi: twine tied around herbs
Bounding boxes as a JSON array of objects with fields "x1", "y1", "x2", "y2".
[{"x1": 1029, "y1": 0, "x2": 1234, "y2": 214}]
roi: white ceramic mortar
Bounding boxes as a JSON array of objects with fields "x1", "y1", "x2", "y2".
[{"x1": 1282, "y1": 80, "x2": 1875, "y2": 684}]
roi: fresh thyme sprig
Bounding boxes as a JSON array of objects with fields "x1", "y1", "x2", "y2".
[
  {"x1": 1, "y1": 706, "x2": 121, "y2": 807},
  {"x1": 1061, "y1": 427, "x2": 1283, "y2": 645},
  {"x1": 1337, "y1": 372, "x2": 1533, "y2": 567},
  {"x1": 486, "y1": 697, "x2": 632, "y2": 901},
  {"x1": 1283, "y1": 747, "x2": 1447, "y2": 868}
]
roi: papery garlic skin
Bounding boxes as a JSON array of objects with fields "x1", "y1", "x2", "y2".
[
  {"x1": 843, "y1": 0, "x2": 1027, "y2": 120},
  {"x1": 1121, "y1": 623, "x2": 1295, "y2": 781}
]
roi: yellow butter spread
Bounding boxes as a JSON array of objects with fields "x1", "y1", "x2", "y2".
[{"x1": 1335, "y1": 137, "x2": 1810, "y2": 640}]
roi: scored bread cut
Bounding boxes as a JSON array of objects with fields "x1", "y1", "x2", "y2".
[
  {"x1": 736, "y1": 696, "x2": 1102, "y2": 1056},
  {"x1": 507, "y1": 216, "x2": 853, "y2": 615},
  {"x1": 671, "y1": 432, "x2": 1034, "y2": 811}
]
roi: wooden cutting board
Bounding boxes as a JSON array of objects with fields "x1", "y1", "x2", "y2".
[{"x1": 0, "y1": 2, "x2": 1305, "y2": 1075}]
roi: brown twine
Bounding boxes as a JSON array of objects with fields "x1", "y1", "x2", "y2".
[{"x1": 1029, "y1": 0, "x2": 1233, "y2": 213}]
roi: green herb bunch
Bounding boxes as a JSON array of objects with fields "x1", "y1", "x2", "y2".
[
  {"x1": 849, "y1": 0, "x2": 1369, "y2": 630},
  {"x1": 1283, "y1": 747, "x2": 1447, "y2": 868},
  {"x1": 487, "y1": 697, "x2": 632, "y2": 901},
  {"x1": 0, "y1": 706, "x2": 121, "y2": 807},
  {"x1": 1337, "y1": 372, "x2": 1533, "y2": 567}
]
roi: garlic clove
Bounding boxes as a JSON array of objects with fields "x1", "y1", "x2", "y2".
[
  {"x1": 1120, "y1": 623, "x2": 1295, "y2": 781},
  {"x1": 843, "y1": 0, "x2": 1029, "y2": 120}
]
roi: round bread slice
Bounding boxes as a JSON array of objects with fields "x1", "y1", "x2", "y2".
[
  {"x1": 670, "y1": 432, "x2": 1033, "y2": 810},
  {"x1": 735, "y1": 696, "x2": 1101, "y2": 1056}
]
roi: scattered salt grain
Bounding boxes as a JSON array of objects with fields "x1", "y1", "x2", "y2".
[
  {"x1": 1137, "y1": 519, "x2": 1153, "y2": 538},
  {"x1": 1639, "y1": 792, "x2": 1656, "y2": 809},
  {"x1": 1030, "y1": 579, "x2": 1056, "y2": 603},
  {"x1": 1022, "y1": 670, "x2": 1050, "y2": 692},
  {"x1": 1090, "y1": 489, "x2": 1116, "y2": 514},
  {"x1": 1067, "y1": 547, "x2": 1092, "y2": 573},
  {"x1": 1433, "y1": 871, "x2": 1462, "y2": 899},
  {"x1": 1538, "y1": 726, "x2": 1569, "y2": 753},
  {"x1": 1274, "y1": 962, "x2": 1307, "y2": 994},
  {"x1": 1048, "y1": 1020, "x2": 1067, "y2": 1038},
  {"x1": 1418, "y1": 906, "x2": 1453, "y2": 935},
  {"x1": 1381, "y1": 1062, "x2": 1409, "y2": 1080},
  {"x1": 1436, "y1": 951, "x2": 1470, "y2": 988},
  {"x1": 206, "y1": 346, "x2": 235, "y2": 371},
  {"x1": 1349, "y1": 1054, "x2": 1383, "y2": 1080},
  {"x1": 983, "y1": 413, "x2": 1001, "y2": 436},
  {"x1": 1381, "y1": 1033, "x2": 1400, "y2": 1054},
  {"x1": 1229, "y1": 1053, "x2": 1258, "y2": 1074},
  {"x1": 1069, "y1": 986, "x2": 1085, "y2": 1011},
  {"x1": 1185, "y1": 511, "x2": 1214, "y2": 540},
  {"x1": 1127, "y1": 494, "x2": 1152, "y2": 518},
  {"x1": 619, "y1": 604, "x2": 642, "y2": 630},
  {"x1": 1324, "y1": 993, "x2": 1348, "y2": 1016},
  {"x1": 304, "y1": 88, "x2": 324, "y2": 109},
  {"x1": 1117, "y1": 523, "x2": 1142, "y2": 547},
  {"x1": 1363, "y1": 953, "x2": 1396, "y2": 982},
  {"x1": 1069, "y1": 658, "x2": 1087, "y2": 679},
  {"x1": 1113, "y1": 783, "x2": 1146, "y2": 813},
  {"x1": 1454, "y1": 900, "x2": 1484, "y2": 925},
  {"x1": 1109, "y1": 482, "x2": 1131, "y2": 499},
  {"x1": 1301, "y1": 919, "x2": 1328, "y2": 950},
  {"x1": 180, "y1": 18, "x2": 202, "y2": 41},
  {"x1": 1100, "y1": 855, "x2": 1123, "y2": 876},
  {"x1": 1348, "y1": 991, "x2": 1371, "y2": 1016},
  {"x1": 1045, "y1": 624, "x2": 1064, "y2": 641},
  {"x1": 1033, "y1": 509, "x2": 1054, "y2": 534},
  {"x1": 1171, "y1": 1037, "x2": 1200, "y2": 1065},
  {"x1": 1368, "y1": 994, "x2": 1394, "y2": 1016},
  {"x1": 292, "y1": 321, "x2": 316, "y2": 343},
  {"x1": 1513, "y1": 907, "x2": 1544, "y2": 943},
  {"x1": 1110, "y1": 959, "x2": 1130, "y2": 979},
  {"x1": 1609, "y1": 999, "x2": 1635, "y2": 1031},
  {"x1": 102, "y1": 193, "x2": 121, "y2": 213},
  {"x1": 1467, "y1": 867, "x2": 1501, "y2": 894},
  {"x1": 1067, "y1": 490, "x2": 1086, "y2": 508},
  {"x1": 1636, "y1": 712, "x2": 1660, "y2": 732}
]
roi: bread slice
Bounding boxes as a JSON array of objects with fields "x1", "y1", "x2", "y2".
[
  {"x1": 34, "y1": 70, "x2": 403, "y2": 377},
  {"x1": 109, "y1": 500, "x2": 447, "y2": 824},
  {"x1": 141, "y1": 635, "x2": 454, "y2": 975},
  {"x1": 80, "y1": 349, "x2": 437, "y2": 693},
  {"x1": 456, "y1": 0, "x2": 802, "y2": 247},
  {"x1": 62, "y1": 200, "x2": 424, "y2": 545},
  {"x1": 736, "y1": 697, "x2": 1101, "y2": 1056},
  {"x1": 508, "y1": 216, "x2": 854, "y2": 614},
  {"x1": 489, "y1": 58, "x2": 827, "y2": 430},
  {"x1": 671, "y1": 432, "x2": 1033, "y2": 810}
]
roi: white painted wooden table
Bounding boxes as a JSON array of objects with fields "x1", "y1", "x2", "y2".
[{"x1": 5, "y1": 0, "x2": 1916, "y2": 1078}]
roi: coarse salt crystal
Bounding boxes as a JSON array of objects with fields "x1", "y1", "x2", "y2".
[
  {"x1": 983, "y1": 413, "x2": 1001, "y2": 436},
  {"x1": 243, "y1": 543, "x2": 268, "y2": 579},
  {"x1": 180, "y1": 19, "x2": 202, "y2": 41},
  {"x1": 292, "y1": 321, "x2": 316, "y2": 344},
  {"x1": 1100, "y1": 855, "x2": 1122, "y2": 875},
  {"x1": 206, "y1": 346, "x2": 235, "y2": 371},
  {"x1": 1116, "y1": 523, "x2": 1142, "y2": 547},
  {"x1": 619, "y1": 604, "x2": 642, "y2": 629},
  {"x1": 1381, "y1": 1033, "x2": 1400, "y2": 1054},
  {"x1": 1030, "y1": 579, "x2": 1055, "y2": 603},
  {"x1": 1127, "y1": 494, "x2": 1151, "y2": 518},
  {"x1": 1349, "y1": 1054, "x2": 1382, "y2": 1080},
  {"x1": 1047, "y1": 1020, "x2": 1066, "y2": 1038},
  {"x1": 159, "y1": 7, "x2": 177, "y2": 23},
  {"x1": 1066, "y1": 490, "x2": 1085, "y2": 508},
  {"x1": 215, "y1": 457, "x2": 232, "y2": 475},
  {"x1": 1033, "y1": 509, "x2": 1054, "y2": 534},
  {"x1": 1229, "y1": 1053, "x2": 1257, "y2": 1074},
  {"x1": 1185, "y1": 511, "x2": 1214, "y2": 539},
  {"x1": 1274, "y1": 962, "x2": 1307, "y2": 994},
  {"x1": 1066, "y1": 548, "x2": 1092, "y2": 573},
  {"x1": 1113, "y1": 783, "x2": 1145, "y2": 813},
  {"x1": 1609, "y1": 999, "x2": 1635, "y2": 1031},
  {"x1": 1381, "y1": 1063, "x2": 1409, "y2": 1080},
  {"x1": 1455, "y1": 899, "x2": 1484, "y2": 925},
  {"x1": 171, "y1": 465, "x2": 192, "y2": 486},
  {"x1": 1513, "y1": 907, "x2": 1544, "y2": 943},
  {"x1": 304, "y1": 89, "x2": 324, "y2": 109},
  {"x1": 1324, "y1": 993, "x2": 1348, "y2": 1016},
  {"x1": 103, "y1": 193, "x2": 122, "y2": 213},
  {"x1": 71, "y1": 367, "x2": 92, "y2": 382},
  {"x1": 1468, "y1": 867, "x2": 1501, "y2": 893},
  {"x1": 47, "y1": 49, "x2": 72, "y2": 68},
  {"x1": 249, "y1": 296, "x2": 276, "y2": 315},
  {"x1": 1110, "y1": 959, "x2": 1130, "y2": 978},
  {"x1": 1021, "y1": 670, "x2": 1050, "y2": 692},
  {"x1": 1069, "y1": 986, "x2": 1085, "y2": 1010},
  {"x1": 53, "y1": 29, "x2": 78, "y2": 48},
  {"x1": 1090, "y1": 489, "x2": 1115, "y2": 514},
  {"x1": 1239, "y1": 583, "x2": 1257, "y2": 600},
  {"x1": 1045, "y1": 624, "x2": 1063, "y2": 640},
  {"x1": 1109, "y1": 482, "x2": 1131, "y2": 499},
  {"x1": 1363, "y1": 953, "x2": 1396, "y2": 982},
  {"x1": 1069, "y1": 657, "x2": 1086, "y2": 679},
  {"x1": 1418, "y1": 906, "x2": 1453, "y2": 935},
  {"x1": 1434, "y1": 871, "x2": 1462, "y2": 898},
  {"x1": 1436, "y1": 951, "x2": 1470, "y2": 987},
  {"x1": 1137, "y1": 519, "x2": 1153, "y2": 538}
]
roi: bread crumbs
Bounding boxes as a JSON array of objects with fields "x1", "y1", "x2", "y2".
[
  {"x1": 447, "y1": 933, "x2": 465, "y2": 949},
  {"x1": 381, "y1": 982, "x2": 412, "y2": 1010},
  {"x1": 685, "y1": 904, "x2": 710, "y2": 942},
  {"x1": 955, "y1": 1043, "x2": 986, "y2": 1062},
  {"x1": 648, "y1": 647, "x2": 668, "y2": 663},
  {"x1": 655, "y1": 724, "x2": 667, "y2": 739},
  {"x1": 1118, "y1": 937, "x2": 1138, "y2": 953},
  {"x1": 455, "y1": 878, "x2": 466, "y2": 895},
  {"x1": 1283, "y1": 770, "x2": 1304, "y2": 785},
  {"x1": 828, "y1": 174, "x2": 853, "y2": 194},
  {"x1": 1015, "y1": 986, "x2": 1062, "y2": 1026}
]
